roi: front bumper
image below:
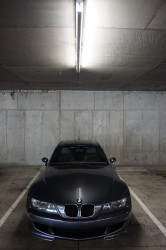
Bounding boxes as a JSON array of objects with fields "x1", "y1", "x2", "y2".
[{"x1": 27, "y1": 207, "x2": 131, "y2": 241}]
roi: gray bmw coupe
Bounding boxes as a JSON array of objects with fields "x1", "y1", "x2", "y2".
[{"x1": 26, "y1": 140, "x2": 131, "y2": 241}]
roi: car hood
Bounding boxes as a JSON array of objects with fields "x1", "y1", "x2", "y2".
[{"x1": 41, "y1": 165, "x2": 120, "y2": 205}]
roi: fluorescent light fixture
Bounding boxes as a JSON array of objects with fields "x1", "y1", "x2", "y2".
[{"x1": 76, "y1": 0, "x2": 84, "y2": 73}]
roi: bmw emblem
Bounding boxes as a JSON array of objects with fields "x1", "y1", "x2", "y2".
[{"x1": 76, "y1": 198, "x2": 82, "y2": 203}]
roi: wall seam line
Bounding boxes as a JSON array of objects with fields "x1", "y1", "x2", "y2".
[
  {"x1": 23, "y1": 110, "x2": 25, "y2": 165},
  {"x1": 109, "y1": 109, "x2": 110, "y2": 160},
  {"x1": 123, "y1": 91, "x2": 124, "y2": 165},
  {"x1": 159, "y1": 109, "x2": 161, "y2": 165},
  {"x1": 59, "y1": 90, "x2": 61, "y2": 142},
  {"x1": 41, "y1": 109, "x2": 44, "y2": 160},
  {"x1": 6, "y1": 109, "x2": 7, "y2": 164},
  {"x1": 92, "y1": 91, "x2": 95, "y2": 141},
  {"x1": 74, "y1": 110, "x2": 76, "y2": 140}
]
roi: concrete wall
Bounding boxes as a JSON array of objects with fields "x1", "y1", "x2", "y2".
[{"x1": 0, "y1": 90, "x2": 166, "y2": 165}]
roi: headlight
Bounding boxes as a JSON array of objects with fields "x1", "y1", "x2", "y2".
[
  {"x1": 103, "y1": 197, "x2": 127, "y2": 212},
  {"x1": 31, "y1": 198, "x2": 58, "y2": 214}
]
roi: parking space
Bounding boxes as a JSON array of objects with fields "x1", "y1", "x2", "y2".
[
  {"x1": 0, "y1": 165, "x2": 166, "y2": 250},
  {"x1": 118, "y1": 167, "x2": 166, "y2": 229},
  {"x1": 0, "y1": 165, "x2": 41, "y2": 220}
]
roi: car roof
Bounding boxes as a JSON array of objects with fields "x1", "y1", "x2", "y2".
[{"x1": 57, "y1": 140, "x2": 101, "y2": 147}]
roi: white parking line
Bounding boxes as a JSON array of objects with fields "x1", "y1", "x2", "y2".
[
  {"x1": 129, "y1": 187, "x2": 166, "y2": 236},
  {"x1": 0, "y1": 167, "x2": 43, "y2": 228},
  {"x1": 119, "y1": 175, "x2": 166, "y2": 237}
]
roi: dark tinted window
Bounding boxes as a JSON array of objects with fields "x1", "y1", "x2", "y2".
[{"x1": 50, "y1": 146, "x2": 108, "y2": 165}]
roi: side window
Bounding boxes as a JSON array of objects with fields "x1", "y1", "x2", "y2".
[{"x1": 96, "y1": 148, "x2": 108, "y2": 162}]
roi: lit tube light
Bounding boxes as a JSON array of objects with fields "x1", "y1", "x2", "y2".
[{"x1": 76, "y1": 0, "x2": 84, "y2": 73}]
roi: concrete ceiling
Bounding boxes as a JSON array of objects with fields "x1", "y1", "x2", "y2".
[{"x1": 0, "y1": 0, "x2": 166, "y2": 91}]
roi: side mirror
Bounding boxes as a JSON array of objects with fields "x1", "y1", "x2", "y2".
[
  {"x1": 42, "y1": 157, "x2": 48, "y2": 165},
  {"x1": 110, "y1": 157, "x2": 116, "y2": 163}
]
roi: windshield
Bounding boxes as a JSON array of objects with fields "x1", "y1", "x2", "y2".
[{"x1": 49, "y1": 146, "x2": 109, "y2": 165}]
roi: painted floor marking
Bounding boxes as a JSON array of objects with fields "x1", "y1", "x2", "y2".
[
  {"x1": 117, "y1": 169, "x2": 147, "y2": 172},
  {"x1": 0, "y1": 167, "x2": 43, "y2": 228},
  {"x1": 116, "y1": 167, "x2": 147, "y2": 172},
  {"x1": 119, "y1": 175, "x2": 166, "y2": 237}
]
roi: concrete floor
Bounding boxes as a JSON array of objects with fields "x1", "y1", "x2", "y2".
[{"x1": 0, "y1": 165, "x2": 166, "y2": 250}]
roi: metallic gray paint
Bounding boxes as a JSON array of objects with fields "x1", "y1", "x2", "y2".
[{"x1": 26, "y1": 140, "x2": 131, "y2": 241}]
